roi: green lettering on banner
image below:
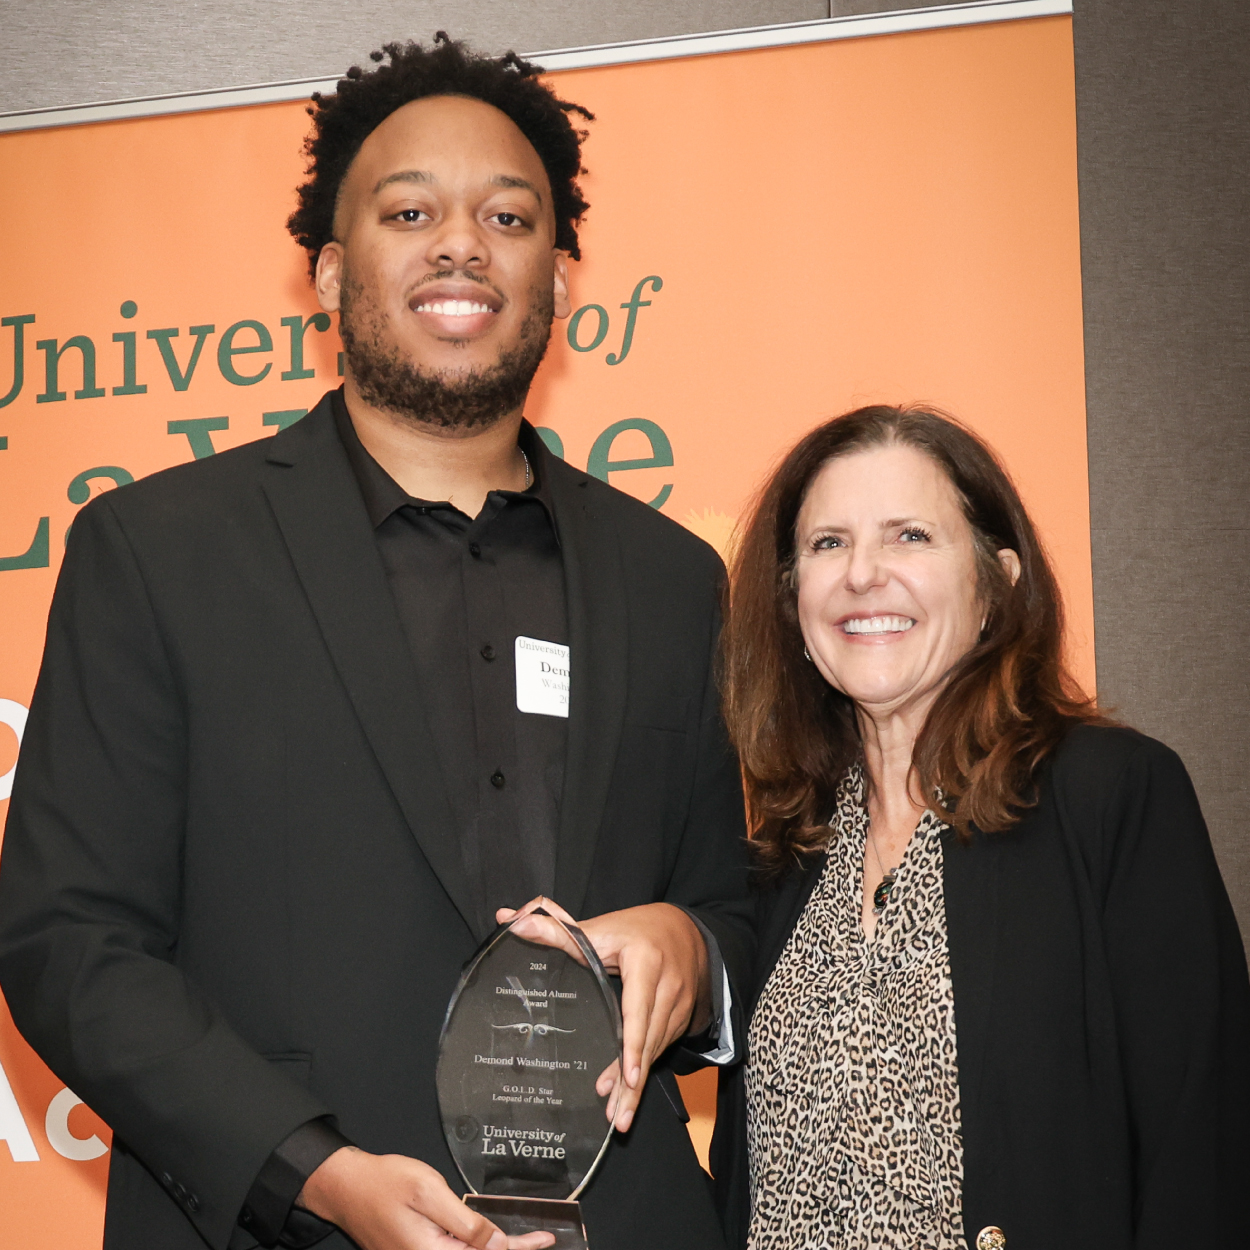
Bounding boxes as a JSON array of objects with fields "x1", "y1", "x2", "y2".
[
  {"x1": 281, "y1": 313, "x2": 331, "y2": 380},
  {"x1": 218, "y1": 320, "x2": 273, "y2": 385},
  {"x1": 0, "y1": 314, "x2": 36, "y2": 409},
  {"x1": 567, "y1": 304, "x2": 609, "y2": 353},
  {"x1": 112, "y1": 300, "x2": 146, "y2": 395},
  {"x1": 36, "y1": 336, "x2": 106, "y2": 402},
  {"x1": 168, "y1": 417, "x2": 229, "y2": 459},
  {"x1": 148, "y1": 325, "x2": 215, "y2": 391},
  {"x1": 111, "y1": 334, "x2": 147, "y2": 395},
  {"x1": 607, "y1": 276, "x2": 662, "y2": 366},
  {"x1": 263, "y1": 409, "x2": 307, "y2": 431},
  {"x1": 67, "y1": 466, "x2": 135, "y2": 504},
  {"x1": 0, "y1": 517, "x2": 50, "y2": 571},
  {"x1": 534, "y1": 427, "x2": 565, "y2": 459},
  {"x1": 586, "y1": 417, "x2": 674, "y2": 509}
]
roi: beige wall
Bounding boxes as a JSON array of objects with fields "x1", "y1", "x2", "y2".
[{"x1": 1074, "y1": 0, "x2": 1250, "y2": 935}]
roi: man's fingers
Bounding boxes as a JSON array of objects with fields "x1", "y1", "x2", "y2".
[
  {"x1": 505, "y1": 912, "x2": 584, "y2": 962},
  {"x1": 414, "y1": 1180, "x2": 503, "y2": 1250},
  {"x1": 618, "y1": 949, "x2": 659, "y2": 1089},
  {"x1": 533, "y1": 896, "x2": 579, "y2": 926},
  {"x1": 508, "y1": 1234, "x2": 557, "y2": 1250},
  {"x1": 595, "y1": 1059, "x2": 619, "y2": 1099}
]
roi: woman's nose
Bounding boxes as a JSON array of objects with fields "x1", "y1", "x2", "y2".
[{"x1": 845, "y1": 544, "x2": 887, "y2": 593}]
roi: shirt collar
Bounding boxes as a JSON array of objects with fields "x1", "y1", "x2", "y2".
[{"x1": 330, "y1": 386, "x2": 558, "y2": 535}]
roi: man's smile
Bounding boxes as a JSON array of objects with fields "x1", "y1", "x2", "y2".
[{"x1": 409, "y1": 279, "x2": 502, "y2": 338}]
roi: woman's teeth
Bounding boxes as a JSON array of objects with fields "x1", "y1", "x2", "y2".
[
  {"x1": 415, "y1": 300, "x2": 493, "y2": 316},
  {"x1": 842, "y1": 615, "x2": 916, "y2": 635}
]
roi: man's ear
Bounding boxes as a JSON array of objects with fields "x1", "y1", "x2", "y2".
[
  {"x1": 315, "y1": 242, "x2": 344, "y2": 314},
  {"x1": 997, "y1": 548, "x2": 1022, "y2": 585},
  {"x1": 552, "y1": 251, "x2": 572, "y2": 320}
]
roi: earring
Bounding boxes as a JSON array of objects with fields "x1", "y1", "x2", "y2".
[{"x1": 803, "y1": 646, "x2": 812, "y2": 662}]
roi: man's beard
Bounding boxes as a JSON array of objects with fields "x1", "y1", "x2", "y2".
[{"x1": 338, "y1": 271, "x2": 553, "y2": 432}]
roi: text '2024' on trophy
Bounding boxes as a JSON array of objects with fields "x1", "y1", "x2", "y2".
[{"x1": 437, "y1": 910, "x2": 623, "y2": 1250}]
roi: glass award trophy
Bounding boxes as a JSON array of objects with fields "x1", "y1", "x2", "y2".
[{"x1": 437, "y1": 910, "x2": 623, "y2": 1250}]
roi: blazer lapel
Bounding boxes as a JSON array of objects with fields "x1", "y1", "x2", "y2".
[
  {"x1": 542, "y1": 452, "x2": 629, "y2": 919},
  {"x1": 943, "y1": 827, "x2": 1001, "y2": 1154},
  {"x1": 261, "y1": 398, "x2": 479, "y2": 935}
]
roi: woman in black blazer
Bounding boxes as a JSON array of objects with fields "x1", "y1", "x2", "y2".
[{"x1": 710, "y1": 405, "x2": 1250, "y2": 1250}]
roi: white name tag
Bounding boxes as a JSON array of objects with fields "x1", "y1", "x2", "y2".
[{"x1": 515, "y1": 636, "x2": 570, "y2": 718}]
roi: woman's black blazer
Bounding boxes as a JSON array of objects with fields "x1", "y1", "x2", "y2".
[{"x1": 711, "y1": 725, "x2": 1250, "y2": 1250}]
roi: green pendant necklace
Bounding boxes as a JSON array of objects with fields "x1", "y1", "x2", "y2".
[
  {"x1": 867, "y1": 831, "x2": 898, "y2": 916},
  {"x1": 872, "y1": 870, "x2": 897, "y2": 914}
]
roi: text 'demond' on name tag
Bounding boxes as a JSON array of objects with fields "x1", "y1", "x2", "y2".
[{"x1": 515, "y1": 636, "x2": 570, "y2": 718}]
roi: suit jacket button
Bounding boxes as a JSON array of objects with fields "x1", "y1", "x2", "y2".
[
  {"x1": 977, "y1": 1227, "x2": 1006, "y2": 1250},
  {"x1": 186, "y1": 1193, "x2": 201, "y2": 1213}
]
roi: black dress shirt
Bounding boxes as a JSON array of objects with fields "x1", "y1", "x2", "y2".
[
  {"x1": 332, "y1": 390, "x2": 569, "y2": 935},
  {"x1": 241, "y1": 393, "x2": 571, "y2": 1246}
]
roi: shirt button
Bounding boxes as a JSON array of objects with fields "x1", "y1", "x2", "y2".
[
  {"x1": 976, "y1": 1227, "x2": 1007, "y2": 1250},
  {"x1": 468, "y1": 542, "x2": 482, "y2": 558},
  {"x1": 490, "y1": 770, "x2": 506, "y2": 789},
  {"x1": 480, "y1": 644, "x2": 496, "y2": 661}
]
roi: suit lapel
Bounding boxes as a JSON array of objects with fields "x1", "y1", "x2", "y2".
[
  {"x1": 261, "y1": 398, "x2": 479, "y2": 935},
  {"x1": 542, "y1": 452, "x2": 629, "y2": 919},
  {"x1": 943, "y1": 826, "x2": 1001, "y2": 1152}
]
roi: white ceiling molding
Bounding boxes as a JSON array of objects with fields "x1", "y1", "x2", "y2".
[{"x1": 0, "y1": 0, "x2": 1071, "y2": 134}]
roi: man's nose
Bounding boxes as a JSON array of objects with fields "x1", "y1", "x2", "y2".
[{"x1": 426, "y1": 208, "x2": 489, "y2": 269}]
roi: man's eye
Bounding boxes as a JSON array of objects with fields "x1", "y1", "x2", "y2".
[
  {"x1": 395, "y1": 209, "x2": 430, "y2": 223},
  {"x1": 493, "y1": 212, "x2": 524, "y2": 227}
]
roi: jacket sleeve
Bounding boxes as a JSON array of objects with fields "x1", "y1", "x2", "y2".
[
  {"x1": 661, "y1": 584, "x2": 754, "y2": 1072},
  {"x1": 1097, "y1": 737, "x2": 1250, "y2": 1248},
  {"x1": 0, "y1": 497, "x2": 330, "y2": 1250}
]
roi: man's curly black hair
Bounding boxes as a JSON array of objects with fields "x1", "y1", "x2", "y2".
[{"x1": 287, "y1": 34, "x2": 594, "y2": 278}]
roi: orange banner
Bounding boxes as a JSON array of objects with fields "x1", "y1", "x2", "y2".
[{"x1": 0, "y1": 16, "x2": 1087, "y2": 1244}]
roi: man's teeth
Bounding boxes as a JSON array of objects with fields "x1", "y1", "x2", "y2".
[
  {"x1": 842, "y1": 615, "x2": 916, "y2": 635},
  {"x1": 416, "y1": 300, "x2": 493, "y2": 316}
]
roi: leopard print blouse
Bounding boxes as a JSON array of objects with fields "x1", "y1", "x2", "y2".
[{"x1": 745, "y1": 766, "x2": 967, "y2": 1250}]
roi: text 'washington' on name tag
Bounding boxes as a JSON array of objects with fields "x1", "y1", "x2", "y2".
[{"x1": 515, "y1": 636, "x2": 570, "y2": 718}]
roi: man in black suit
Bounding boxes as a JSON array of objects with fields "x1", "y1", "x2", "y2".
[{"x1": 0, "y1": 37, "x2": 750, "y2": 1250}]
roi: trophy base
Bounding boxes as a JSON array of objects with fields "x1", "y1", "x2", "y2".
[{"x1": 464, "y1": 1193, "x2": 589, "y2": 1250}]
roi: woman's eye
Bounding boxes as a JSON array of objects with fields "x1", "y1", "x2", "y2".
[
  {"x1": 492, "y1": 212, "x2": 524, "y2": 227},
  {"x1": 899, "y1": 526, "x2": 931, "y2": 543},
  {"x1": 811, "y1": 534, "x2": 845, "y2": 551}
]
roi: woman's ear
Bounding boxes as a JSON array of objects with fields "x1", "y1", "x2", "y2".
[{"x1": 997, "y1": 548, "x2": 1022, "y2": 585}]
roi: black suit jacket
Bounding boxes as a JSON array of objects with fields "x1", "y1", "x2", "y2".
[
  {"x1": 710, "y1": 726, "x2": 1250, "y2": 1250},
  {"x1": 0, "y1": 394, "x2": 752, "y2": 1250}
]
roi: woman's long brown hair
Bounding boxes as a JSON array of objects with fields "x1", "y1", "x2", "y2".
[{"x1": 721, "y1": 405, "x2": 1101, "y2": 872}]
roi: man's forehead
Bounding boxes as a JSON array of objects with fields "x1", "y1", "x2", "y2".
[
  {"x1": 355, "y1": 96, "x2": 548, "y2": 183},
  {"x1": 370, "y1": 168, "x2": 545, "y2": 204}
]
